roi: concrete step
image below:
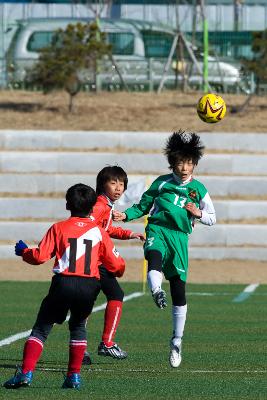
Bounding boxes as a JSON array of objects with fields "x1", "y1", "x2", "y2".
[
  {"x1": 1, "y1": 152, "x2": 267, "y2": 175},
  {"x1": 1, "y1": 130, "x2": 267, "y2": 153},
  {"x1": 1, "y1": 244, "x2": 267, "y2": 261},
  {"x1": 2, "y1": 174, "x2": 267, "y2": 198},
  {"x1": 1, "y1": 222, "x2": 267, "y2": 247},
  {"x1": 1, "y1": 197, "x2": 267, "y2": 221}
]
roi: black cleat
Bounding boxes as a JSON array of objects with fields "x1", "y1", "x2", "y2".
[
  {"x1": 82, "y1": 351, "x2": 92, "y2": 365},
  {"x1": 152, "y1": 288, "x2": 167, "y2": 309},
  {"x1": 98, "y1": 341, "x2": 127, "y2": 359}
]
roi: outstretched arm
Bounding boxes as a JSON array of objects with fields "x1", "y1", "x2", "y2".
[
  {"x1": 113, "y1": 210, "x2": 126, "y2": 221},
  {"x1": 113, "y1": 178, "x2": 160, "y2": 222},
  {"x1": 20, "y1": 226, "x2": 56, "y2": 265},
  {"x1": 130, "y1": 232, "x2": 146, "y2": 241}
]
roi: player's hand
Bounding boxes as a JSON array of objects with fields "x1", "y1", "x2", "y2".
[
  {"x1": 130, "y1": 232, "x2": 146, "y2": 241},
  {"x1": 15, "y1": 240, "x2": 28, "y2": 256},
  {"x1": 113, "y1": 210, "x2": 126, "y2": 221},
  {"x1": 184, "y1": 202, "x2": 202, "y2": 218}
]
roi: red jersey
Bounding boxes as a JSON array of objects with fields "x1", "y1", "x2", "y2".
[
  {"x1": 22, "y1": 217, "x2": 125, "y2": 279},
  {"x1": 91, "y1": 194, "x2": 132, "y2": 240}
]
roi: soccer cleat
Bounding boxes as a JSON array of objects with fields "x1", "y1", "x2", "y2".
[
  {"x1": 97, "y1": 341, "x2": 127, "y2": 359},
  {"x1": 62, "y1": 373, "x2": 81, "y2": 389},
  {"x1": 169, "y1": 342, "x2": 182, "y2": 368},
  {"x1": 152, "y1": 288, "x2": 167, "y2": 309},
  {"x1": 82, "y1": 351, "x2": 92, "y2": 365},
  {"x1": 3, "y1": 367, "x2": 33, "y2": 389}
]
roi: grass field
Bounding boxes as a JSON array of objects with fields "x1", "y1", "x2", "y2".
[{"x1": 0, "y1": 281, "x2": 266, "y2": 399}]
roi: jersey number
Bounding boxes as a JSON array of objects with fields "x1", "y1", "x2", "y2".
[
  {"x1": 68, "y1": 238, "x2": 92, "y2": 275},
  {"x1": 173, "y1": 194, "x2": 187, "y2": 208}
]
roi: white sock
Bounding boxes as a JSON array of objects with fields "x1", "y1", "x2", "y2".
[
  {"x1": 147, "y1": 270, "x2": 163, "y2": 293},
  {"x1": 172, "y1": 304, "x2": 187, "y2": 346}
]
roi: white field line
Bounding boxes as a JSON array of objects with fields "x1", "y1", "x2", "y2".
[
  {"x1": 232, "y1": 283, "x2": 259, "y2": 303},
  {"x1": 36, "y1": 366, "x2": 267, "y2": 374},
  {"x1": 0, "y1": 291, "x2": 144, "y2": 348},
  {"x1": 90, "y1": 368, "x2": 267, "y2": 374},
  {"x1": 187, "y1": 292, "x2": 230, "y2": 296}
]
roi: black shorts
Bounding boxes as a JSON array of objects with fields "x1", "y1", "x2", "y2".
[
  {"x1": 35, "y1": 274, "x2": 101, "y2": 325},
  {"x1": 99, "y1": 265, "x2": 124, "y2": 301}
]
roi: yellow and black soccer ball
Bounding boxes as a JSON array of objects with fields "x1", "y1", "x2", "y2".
[{"x1": 197, "y1": 93, "x2": 226, "y2": 123}]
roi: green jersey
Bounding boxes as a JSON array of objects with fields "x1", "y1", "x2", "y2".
[{"x1": 125, "y1": 173, "x2": 214, "y2": 234}]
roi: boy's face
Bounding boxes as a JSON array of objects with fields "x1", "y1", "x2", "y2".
[
  {"x1": 104, "y1": 179, "x2": 125, "y2": 202},
  {"x1": 173, "y1": 158, "x2": 195, "y2": 182}
]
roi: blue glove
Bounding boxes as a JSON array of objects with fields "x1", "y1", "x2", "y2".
[{"x1": 15, "y1": 240, "x2": 28, "y2": 256}]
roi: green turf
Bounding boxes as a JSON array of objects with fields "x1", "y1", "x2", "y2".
[{"x1": 0, "y1": 281, "x2": 267, "y2": 399}]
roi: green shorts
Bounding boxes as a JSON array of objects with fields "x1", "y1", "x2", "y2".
[{"x1": 144, "y1": 224, "x2": 189, "y2": 282}]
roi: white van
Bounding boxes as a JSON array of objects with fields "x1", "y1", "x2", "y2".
[
  {"x1": 7, "y1": 17, "x2": 241, "y2": 91},
  {"x1": 7, "y1": 18, "x2": 145, "y2": 83}
]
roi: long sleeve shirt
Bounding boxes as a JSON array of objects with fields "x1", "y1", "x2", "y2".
[
  {"x1": 91, "y1": 194, "x2": 133, "y2": 240},
  {"x1": 124, "y1": 173, "x2": 216, "y2": 234},
  {"x1": 22, "y1": 216, "x2": 125, "y2": 278}
]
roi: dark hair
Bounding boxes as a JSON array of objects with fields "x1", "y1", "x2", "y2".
[
  {"x1": 164, "y1": 130, "x2": 205, "y2": 169},
  {"x1": 66, "y1": 183, "x2": 97, "y2": 216},
  {"x1": 96, "y1": 166, "x2": 128, "y2": 195}
]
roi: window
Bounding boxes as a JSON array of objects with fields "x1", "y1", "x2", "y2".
[
  {"x1": 141, "y1": 30, "x2": 174, "y2": 58},
  {"x1": 107, "y1": 32, "x2": 134, "y2": 55},
  {"x1": 27, "y1": 30, "x2": 134, "y2": 56},
  {"x1": 27, "y1": 31, "x2": 54, "y2": 52}
]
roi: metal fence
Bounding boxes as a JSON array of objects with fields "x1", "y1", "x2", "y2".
[{"x1": 1, "y1": 55, "x2": 251, "y2": 94}]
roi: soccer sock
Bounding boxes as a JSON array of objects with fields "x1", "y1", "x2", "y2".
[
  {"x1": 68, "y1": 340, "x2": 87, "y2": 376},
  {"x1": 172, "y1": 304, "x2": 187, "y2": 347},
  {"x1": 102, "y1": 300, "x2": 122, "y2": 347},
  {"x1": 147, "y1": 270, "x2": 163, "y2": 293},
  {"x1": 22, "y1": 336, "x2": 44, "y2": 373}
]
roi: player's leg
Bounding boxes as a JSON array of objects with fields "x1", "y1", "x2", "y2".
[
  {"x1": 63, "y1": 316, "x2": 87, "y2": 389},
  {"x1": 144, "y1": 225, "x2": 167, "y2": 308},
  {"x1": 3, "y1": 299, "x2": 55, "y2": 389},
  {"x1": 4, "y1": 274, "x2": 69, "y2": 389},
  {"x1": 146, "y1": 250, "x2": 167, "y2": 309},
  {"x1": 64, "y1": 276, "x2": 101, "y2": 389},
  {"x1": 97, "y1": 265, "x2": 127, "y2": 359},
  {"x1": 4, "y1": 275, "x2": 71, "y2": 389},
  {"x1": 161, "y1": 229, "x2": 188, "y2": 367},
  {"x1": 168, "y1": 275, "x2": 187, "y2": 368}
]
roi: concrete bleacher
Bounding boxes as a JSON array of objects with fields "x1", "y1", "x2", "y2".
[{"x1": 1, "y1": 130, "x2": 267, "y2": 261}]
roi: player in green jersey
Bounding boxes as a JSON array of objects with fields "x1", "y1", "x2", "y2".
[{"x1": 113, "y1": 130, "x2": 216, "y2": 368}]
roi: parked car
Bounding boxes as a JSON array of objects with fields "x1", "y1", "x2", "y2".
[{"x1": 6, "y1": 17, "x2": 242, "y2": 91}]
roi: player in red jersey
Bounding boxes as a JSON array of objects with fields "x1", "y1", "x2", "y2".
[
  {"x1": 82, "y1": 166, "x2": 145, "y2": 364},
  {"x1": 3, "y1": 183, "x2": 125, "y2": 390}
]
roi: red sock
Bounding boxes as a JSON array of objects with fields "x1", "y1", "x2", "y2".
[
  {"x1": 102, "y1": 300, "x2": 122, "y2": 347},
  {"x1": 68, "y1": 340, "x2": 87, "y2": 376},
  {"x1": 22, "y1": 336, "x2": 44, "y2": 373}
]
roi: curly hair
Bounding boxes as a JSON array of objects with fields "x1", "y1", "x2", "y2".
[{"x1": 164, "y1": 130, "x2": 205, "y2": 169}]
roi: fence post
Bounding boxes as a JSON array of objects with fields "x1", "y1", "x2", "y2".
[
  {"x1": 250, "y1": 72, "x2": 255, "y2": 94},
  {"x1": 148, "y1": 58, "x2": 153, "y2": 92},
  {"x1": 96, "y1": 74, "x2": 102, "y2": 93}
]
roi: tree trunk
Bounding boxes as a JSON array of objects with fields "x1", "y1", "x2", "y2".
[
  {"x1": 68, "y1": 94, "x2": 74, "y2": 113},
  {"x1": 230, "y1": 93, "x2": 253, "y2": 114}
]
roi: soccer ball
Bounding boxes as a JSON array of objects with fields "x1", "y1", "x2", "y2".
[{"x1": 197, "y1": 93, "x2": 226, "y2": 123}]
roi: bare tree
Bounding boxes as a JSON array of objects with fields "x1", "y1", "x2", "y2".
[{"x1": 86, "y1": 0, "x2": 113, "y2": 18}]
